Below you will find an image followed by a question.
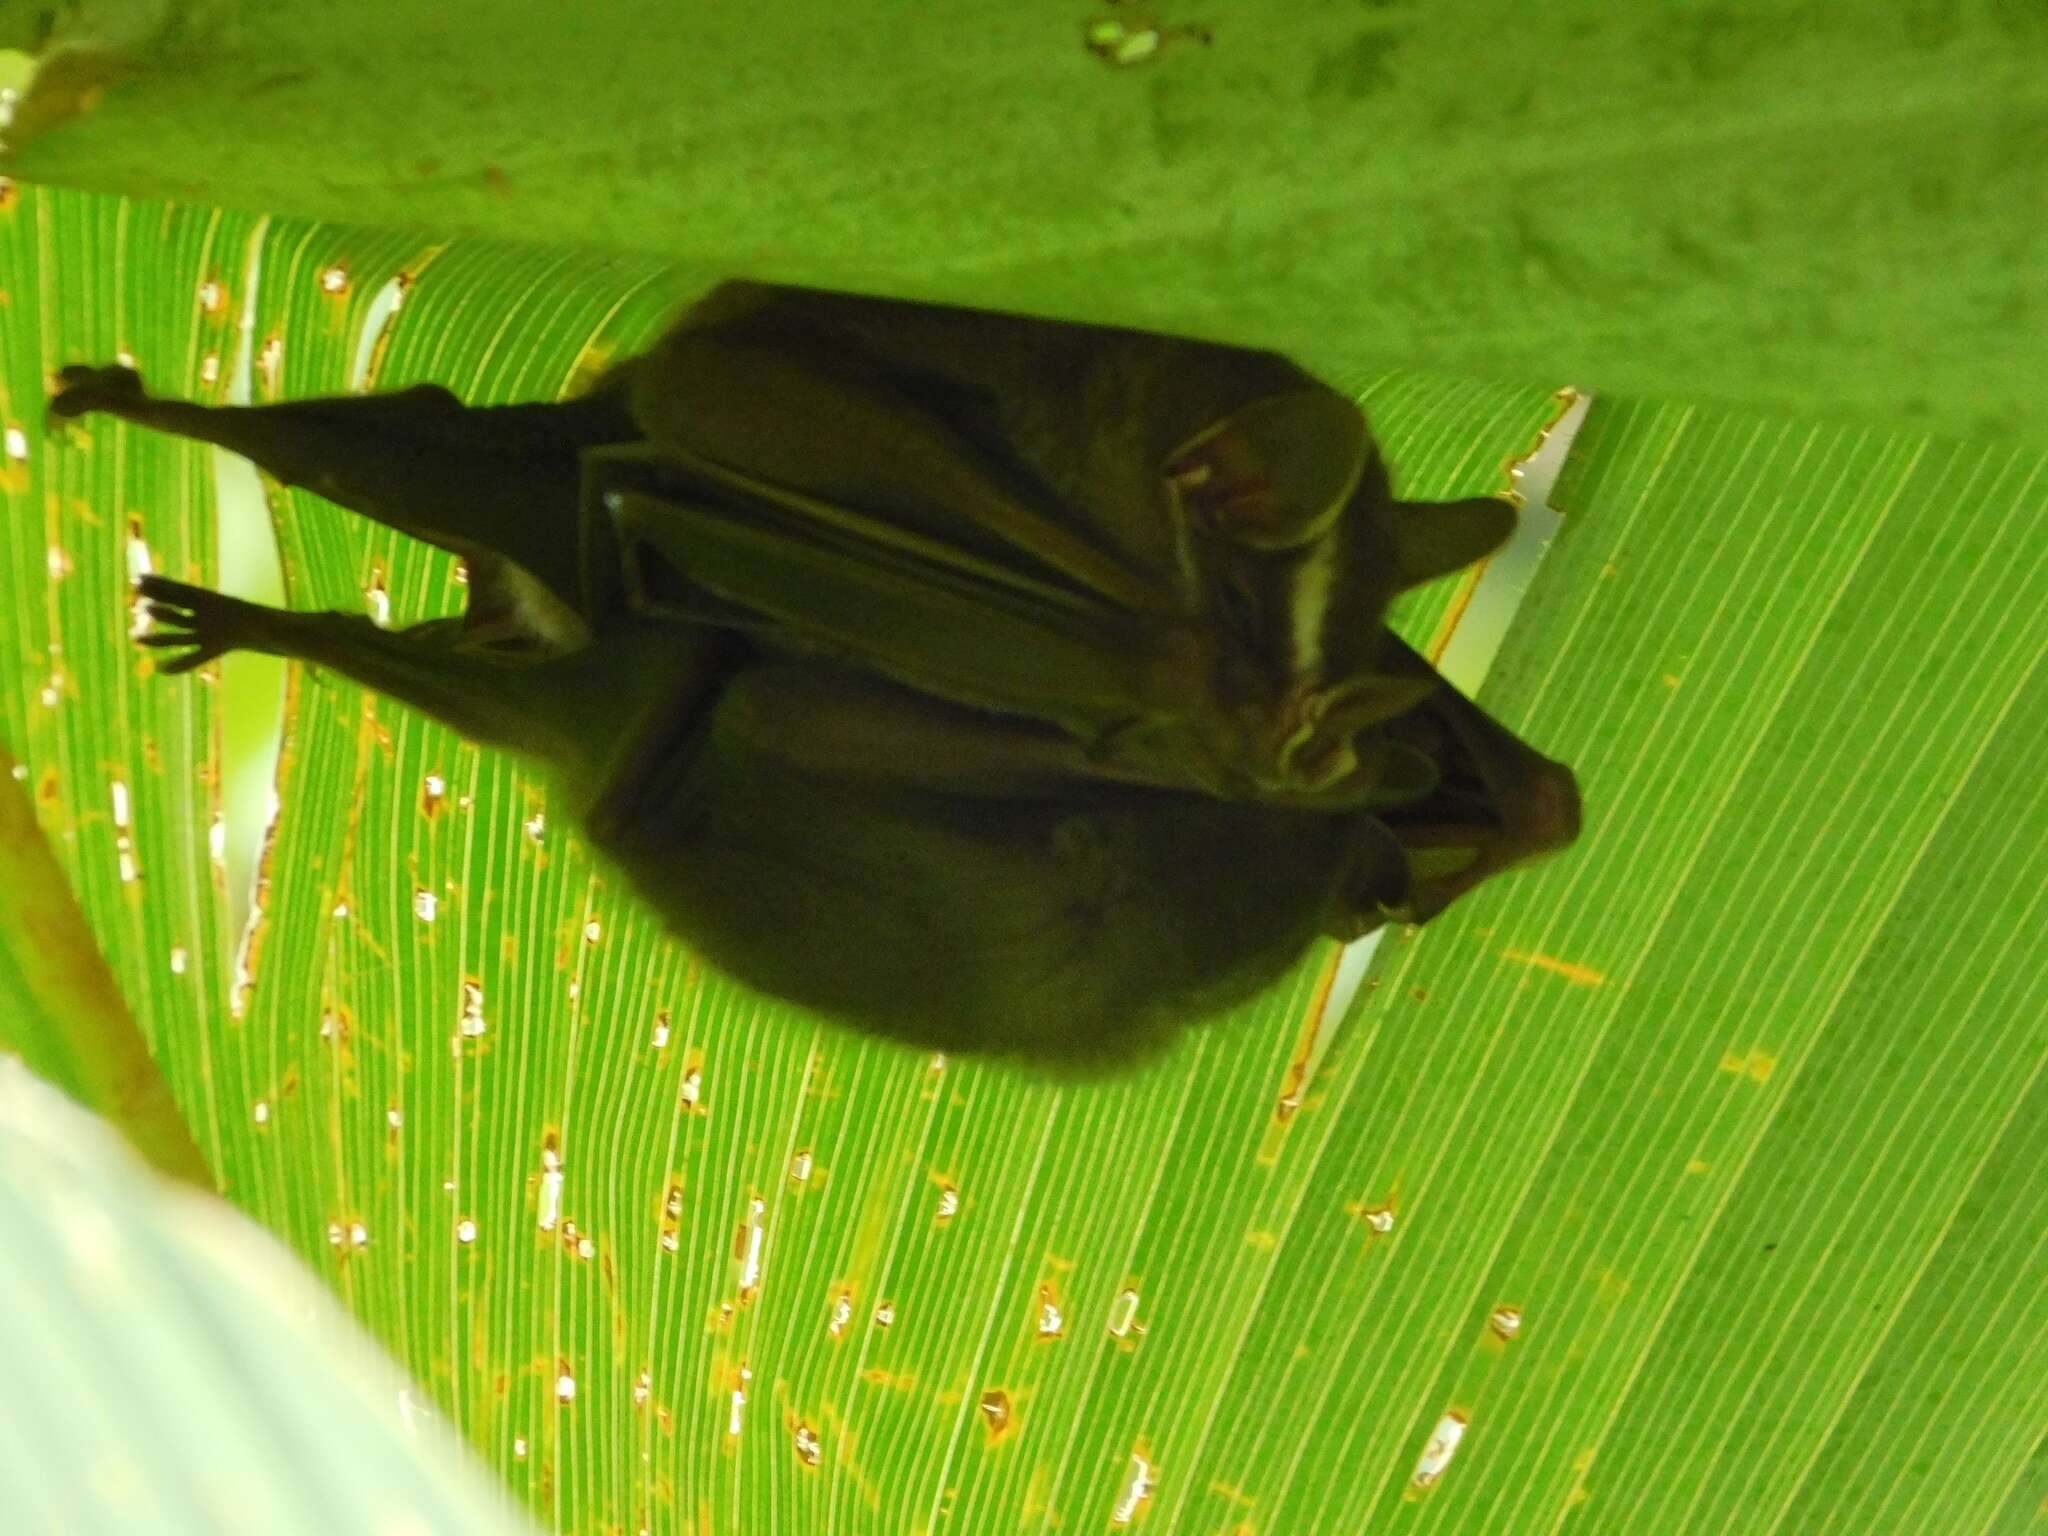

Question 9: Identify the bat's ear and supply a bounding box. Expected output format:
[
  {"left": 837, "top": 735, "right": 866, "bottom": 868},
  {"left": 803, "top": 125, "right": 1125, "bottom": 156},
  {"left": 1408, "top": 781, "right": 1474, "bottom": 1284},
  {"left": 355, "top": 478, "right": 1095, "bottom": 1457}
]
[
  {"left": 1164, "top": 390, "right": 1369, "bottom": 551},
  {"left": 1387, "top": 496, "right": 1517, "bottom": 591}
]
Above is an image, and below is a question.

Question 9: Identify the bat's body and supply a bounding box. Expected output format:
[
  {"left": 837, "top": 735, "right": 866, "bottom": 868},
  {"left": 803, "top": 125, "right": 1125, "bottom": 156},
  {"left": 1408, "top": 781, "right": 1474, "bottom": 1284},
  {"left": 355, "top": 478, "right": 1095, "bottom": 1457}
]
[{"left": 51, "top": 281, "right": 1579, "bottom": 1068}]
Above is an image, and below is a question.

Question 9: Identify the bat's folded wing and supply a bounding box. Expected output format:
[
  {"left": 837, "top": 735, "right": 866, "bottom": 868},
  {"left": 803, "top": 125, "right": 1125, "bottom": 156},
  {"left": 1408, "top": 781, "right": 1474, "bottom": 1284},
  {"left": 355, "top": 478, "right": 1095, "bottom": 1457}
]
[{"left": 584, "top": 443, "right": 1216, "bottom": 754}]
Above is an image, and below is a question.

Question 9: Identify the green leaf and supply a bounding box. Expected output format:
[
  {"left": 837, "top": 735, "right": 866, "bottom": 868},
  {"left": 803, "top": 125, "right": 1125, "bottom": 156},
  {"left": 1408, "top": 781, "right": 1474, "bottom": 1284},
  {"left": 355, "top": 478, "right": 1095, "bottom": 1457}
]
[
  {"left": 0, "top": 183, "right": 261, "bottom": 1173},
  {"left": 1367, "top": 398, "right": 2046, "bottom": 1534},
  {"left": 4, "top": 176, "right": 2041, "bottom": 1536}
]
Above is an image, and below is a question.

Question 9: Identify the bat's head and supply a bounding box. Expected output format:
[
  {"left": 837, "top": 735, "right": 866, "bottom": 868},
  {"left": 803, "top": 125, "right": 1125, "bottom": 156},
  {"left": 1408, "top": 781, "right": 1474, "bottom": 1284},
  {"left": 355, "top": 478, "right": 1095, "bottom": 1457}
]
[{"left": 1163, "top": 388, "right": 1522, "bottom": 808}]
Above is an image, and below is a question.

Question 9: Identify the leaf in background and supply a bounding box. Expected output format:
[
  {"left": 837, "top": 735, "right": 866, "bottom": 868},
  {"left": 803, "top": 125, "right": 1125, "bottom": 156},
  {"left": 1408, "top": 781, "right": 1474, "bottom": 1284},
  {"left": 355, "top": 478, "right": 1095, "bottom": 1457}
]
[{"left": 0, "top": 1054, "right": 540, "bottom": 1535}]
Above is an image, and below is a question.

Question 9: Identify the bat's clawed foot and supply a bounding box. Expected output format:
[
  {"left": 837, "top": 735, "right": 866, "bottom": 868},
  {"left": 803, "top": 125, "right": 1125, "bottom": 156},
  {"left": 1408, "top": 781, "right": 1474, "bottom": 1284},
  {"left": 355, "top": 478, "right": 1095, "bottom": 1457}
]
[
  {"left": 134, "top": 575, "right": 272, "bottom": 674},
  {"left": 47, "top": 363, "right": 148, "bottom": 425}
]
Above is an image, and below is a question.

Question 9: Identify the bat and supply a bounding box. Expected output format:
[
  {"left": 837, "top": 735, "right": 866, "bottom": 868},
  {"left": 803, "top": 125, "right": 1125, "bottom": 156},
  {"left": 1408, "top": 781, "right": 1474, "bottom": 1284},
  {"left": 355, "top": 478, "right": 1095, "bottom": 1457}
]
[{"left": 48, "top": 280, "right": 1580, "bottom": 1069}]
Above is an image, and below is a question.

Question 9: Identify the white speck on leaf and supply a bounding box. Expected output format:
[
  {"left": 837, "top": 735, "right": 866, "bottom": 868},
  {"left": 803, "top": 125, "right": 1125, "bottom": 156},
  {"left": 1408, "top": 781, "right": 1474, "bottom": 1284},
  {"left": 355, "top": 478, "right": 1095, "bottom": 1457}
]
[
  {"left": 459, "top": 978, "right": 486, "bottom": 1037},
  {"left": 1108, "top": 1287, "right": 1144, "bottom": 1339},
  {"left": 1412, "top": 1411, "right": 1468, "bottom": 1488},
  {"left": 1112, "top": 1451, "right": 1156, "bottom": 1526}
]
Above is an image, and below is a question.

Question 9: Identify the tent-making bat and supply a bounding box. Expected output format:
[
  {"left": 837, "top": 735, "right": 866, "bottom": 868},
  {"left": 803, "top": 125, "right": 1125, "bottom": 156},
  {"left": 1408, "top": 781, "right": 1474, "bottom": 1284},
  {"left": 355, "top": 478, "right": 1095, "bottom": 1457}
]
[{"left": 48, "top": 280, "right": 1580, "bottom": 1069}]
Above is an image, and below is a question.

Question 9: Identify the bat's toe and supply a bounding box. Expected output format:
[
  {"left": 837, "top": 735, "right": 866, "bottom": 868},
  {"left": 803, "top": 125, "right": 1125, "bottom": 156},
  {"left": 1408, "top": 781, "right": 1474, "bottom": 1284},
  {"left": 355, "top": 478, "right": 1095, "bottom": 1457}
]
[{"left": 47, "top": 364, "right": 146, "bottom": 422}]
